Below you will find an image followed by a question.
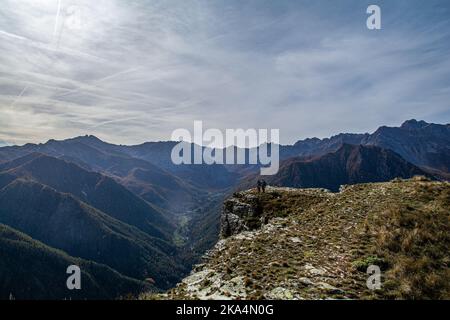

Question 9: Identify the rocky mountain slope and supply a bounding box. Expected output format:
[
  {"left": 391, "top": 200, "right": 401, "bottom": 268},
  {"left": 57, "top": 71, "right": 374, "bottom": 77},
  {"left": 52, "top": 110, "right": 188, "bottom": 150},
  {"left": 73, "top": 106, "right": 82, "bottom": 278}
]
[
  {"left": 155, "top": 177, "right": 449, "bottom": 300},
  {"left": 364, "top": 120, "right": 450, "bottom": 173},
  {"left": 0, "top": 153, "right": 173, "bottom": 239},
  {"left": 282, "top": 120, "right": 450, "bottom": 175},
  {"left": 242, "top": 144, "right": 431, "bottom": 192}
]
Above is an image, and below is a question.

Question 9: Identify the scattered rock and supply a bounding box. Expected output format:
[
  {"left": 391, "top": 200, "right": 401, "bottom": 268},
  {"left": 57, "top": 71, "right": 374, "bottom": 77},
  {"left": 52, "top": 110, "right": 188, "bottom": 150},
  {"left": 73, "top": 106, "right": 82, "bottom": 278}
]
[
  {"left": 182, "top": 269, "right": 213, "bottom": 288},
  {"left": 317, "top": 282, "right": 345, "bottom": 295},
  {"left": 304, "top": 264, "right": 327, "bottom": 276},
  {"left": 265, "top": 287, "right": 295, "bottom": 300},
  {"left": 290, "top": 237, "right": 302, "bottom": 243},
  {"left": 298, "top": 277, "right": 315, "bottom": 286}
]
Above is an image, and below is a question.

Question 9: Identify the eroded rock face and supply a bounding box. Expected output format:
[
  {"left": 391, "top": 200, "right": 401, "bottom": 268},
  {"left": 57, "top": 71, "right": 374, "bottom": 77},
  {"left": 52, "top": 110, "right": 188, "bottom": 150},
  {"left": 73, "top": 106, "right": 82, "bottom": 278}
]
[{"left": 220, "top": 193, "right": 263, "bottom": 238}]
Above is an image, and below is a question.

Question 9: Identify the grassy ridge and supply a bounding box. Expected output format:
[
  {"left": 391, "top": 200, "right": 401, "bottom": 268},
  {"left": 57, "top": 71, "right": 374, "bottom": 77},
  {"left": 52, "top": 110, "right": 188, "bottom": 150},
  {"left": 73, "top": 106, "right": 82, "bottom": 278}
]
[{"left": 160, "top": 177, "right": 449, "bottom": 300}]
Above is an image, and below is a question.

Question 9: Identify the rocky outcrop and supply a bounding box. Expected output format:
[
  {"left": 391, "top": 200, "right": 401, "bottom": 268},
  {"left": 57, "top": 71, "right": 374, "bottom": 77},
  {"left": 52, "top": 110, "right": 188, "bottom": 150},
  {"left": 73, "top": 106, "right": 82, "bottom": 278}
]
[
  {"left": 220, "top": 186, "right": 331, "bottom": 238},
  {"left": 220, "top": 192, "right": 265, "bottom": 238}
]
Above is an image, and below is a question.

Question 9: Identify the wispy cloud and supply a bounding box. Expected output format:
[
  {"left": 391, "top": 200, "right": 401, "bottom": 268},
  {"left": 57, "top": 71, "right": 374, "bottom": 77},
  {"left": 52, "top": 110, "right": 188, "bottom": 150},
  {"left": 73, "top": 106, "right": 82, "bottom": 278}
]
[{"left": 1, "top": 0, "right": 449, "bottom": 145}]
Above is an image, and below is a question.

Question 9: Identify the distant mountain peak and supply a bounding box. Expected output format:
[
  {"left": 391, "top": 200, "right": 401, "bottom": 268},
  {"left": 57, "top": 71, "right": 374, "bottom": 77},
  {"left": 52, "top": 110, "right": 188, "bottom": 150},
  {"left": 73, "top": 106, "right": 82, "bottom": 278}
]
[
  {"left": 72, "top": 135, "right": 104, "bottom": 143},
  {"left": 400, "top": 119, "right": 429, "bottom": 130},
  {"left": 44, "top": 135, "right": 104, "bottom": 147}
]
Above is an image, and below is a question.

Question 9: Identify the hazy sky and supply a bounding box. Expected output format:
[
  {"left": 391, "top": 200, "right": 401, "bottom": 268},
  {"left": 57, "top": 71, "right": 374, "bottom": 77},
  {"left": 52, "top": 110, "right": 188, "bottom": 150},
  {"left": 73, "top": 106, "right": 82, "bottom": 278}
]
[{"left": 0, "top": 0, "right": 449, "bottom": 146}]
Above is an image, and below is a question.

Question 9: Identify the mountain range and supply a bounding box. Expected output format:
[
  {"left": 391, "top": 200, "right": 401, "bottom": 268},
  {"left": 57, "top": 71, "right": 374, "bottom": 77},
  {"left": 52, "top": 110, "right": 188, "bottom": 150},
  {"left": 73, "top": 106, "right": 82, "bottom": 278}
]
[
  {"left": 0, "top": 119, "right": 449, "bottom": 299},
  {"left": 241, "top": 144, "right": 431, "bottom": 192}
]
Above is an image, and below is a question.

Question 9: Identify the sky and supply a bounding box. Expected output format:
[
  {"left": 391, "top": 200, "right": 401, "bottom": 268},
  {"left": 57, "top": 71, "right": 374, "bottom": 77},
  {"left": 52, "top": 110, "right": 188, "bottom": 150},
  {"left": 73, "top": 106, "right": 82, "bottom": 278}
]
[{"left": 0, "top": 0, "right": 449, "bottom": 146}]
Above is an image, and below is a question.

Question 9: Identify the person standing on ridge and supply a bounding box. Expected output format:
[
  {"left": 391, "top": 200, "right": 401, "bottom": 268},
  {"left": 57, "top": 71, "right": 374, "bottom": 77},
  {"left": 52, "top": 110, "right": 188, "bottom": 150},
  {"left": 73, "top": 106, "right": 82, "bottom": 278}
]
[
  {"left": 257, "top": 180, "right": 262, "bottom": 193},
  {"left": 261, "top": 180, "right": 267, "bottom": 193}
]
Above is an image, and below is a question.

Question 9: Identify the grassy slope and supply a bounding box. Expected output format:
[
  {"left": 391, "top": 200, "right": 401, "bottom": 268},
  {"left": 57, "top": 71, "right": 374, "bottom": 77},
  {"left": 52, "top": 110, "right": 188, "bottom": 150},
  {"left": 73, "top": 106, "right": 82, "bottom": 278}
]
[{"left": 160, "top": 177, "right": 449, "bottom": 300}]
